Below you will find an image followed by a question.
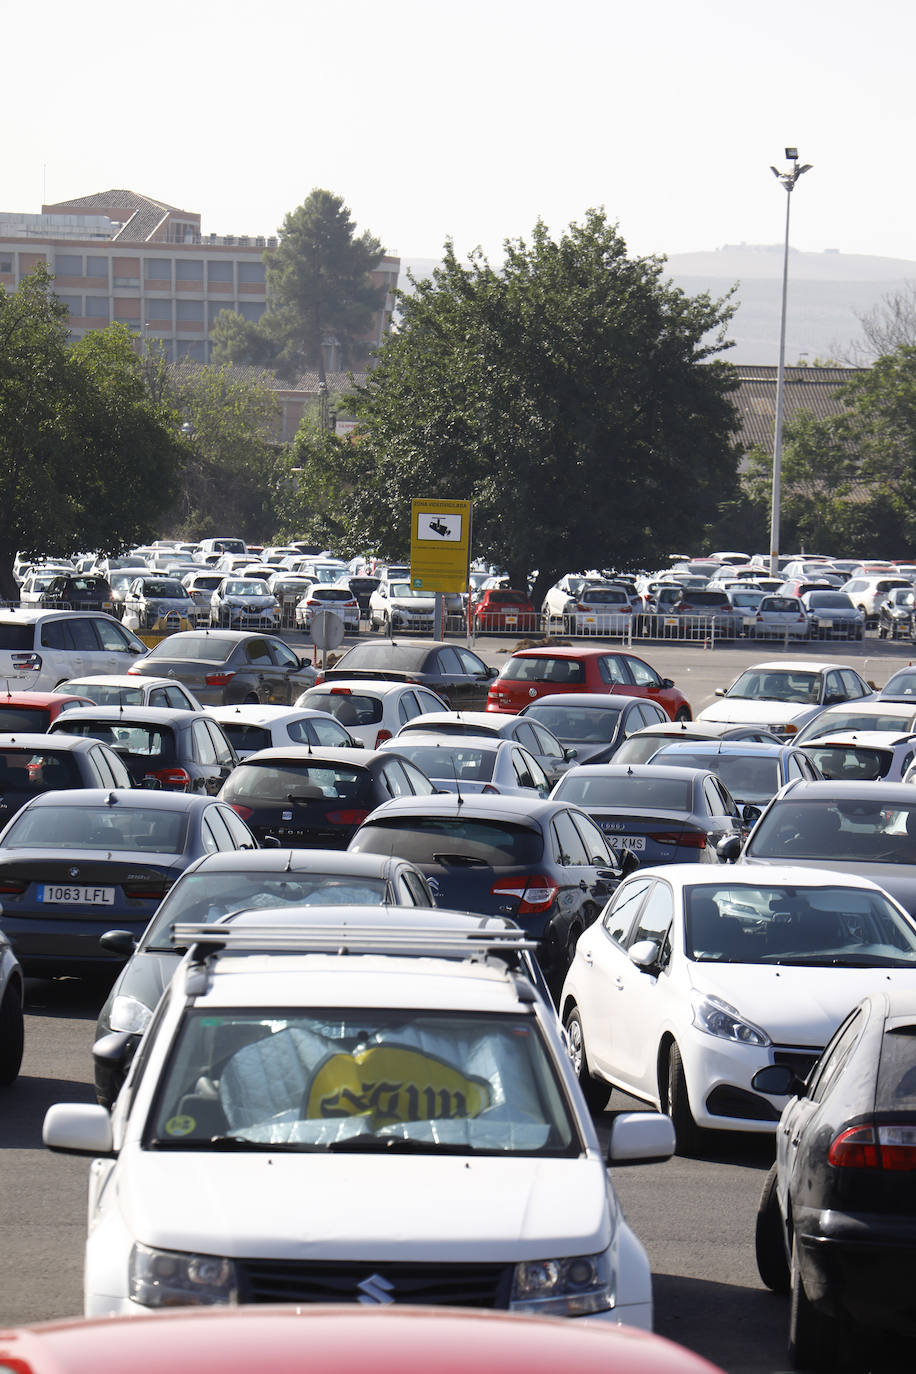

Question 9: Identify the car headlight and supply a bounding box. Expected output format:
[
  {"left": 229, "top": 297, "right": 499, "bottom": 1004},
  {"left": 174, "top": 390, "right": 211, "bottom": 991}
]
[
  {"left": 108, "top": 995, "right": 154, "bottom": 1035},
  {"left": 692, "top": 994, "right": 770, "bottom": 1047},
  {"left": 510, "top": 1251, "right": 613, "bottom": 1316},
  {"left": 129, "top": 1243, "right": 238, "bottom": 1307}
]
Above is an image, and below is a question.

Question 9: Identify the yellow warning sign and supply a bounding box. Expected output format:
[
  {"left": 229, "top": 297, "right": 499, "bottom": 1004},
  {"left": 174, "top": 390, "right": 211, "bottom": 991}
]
[{"left": 410, "top": 498, "right": 471, "bottom": 593}]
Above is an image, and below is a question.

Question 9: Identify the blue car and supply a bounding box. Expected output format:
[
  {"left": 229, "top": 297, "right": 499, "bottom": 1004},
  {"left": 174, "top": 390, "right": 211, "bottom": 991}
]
[{"left": 0, "top": 789, "right": 256, "bottom": 977}]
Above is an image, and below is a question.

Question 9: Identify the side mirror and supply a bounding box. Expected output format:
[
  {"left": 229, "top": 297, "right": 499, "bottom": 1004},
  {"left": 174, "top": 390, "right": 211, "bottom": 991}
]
[
  {"left": 99, "top": 929, "right": 137, "bottom": 957},
  {"left": 717, "top": 834, "right": 743, "bottom": 863},
  {"left": 751, "top": 1064, "right": 806, "bottom": 1098},
  {"left": 628, "top": 938, "right": 661, "bottom": 970},
  {"left": 564, "top": 746, "right": 578, "bottom": 761},
  {"left": 607, "top": 1110, "right": 675, "bottom": 1166},
  {"left": 715, "top": 687, "right": 726, "bottom": 698},
  {"left": 742, "top": 804, "right": 762, "bottom": 826},
  {"left": 661, "top": 678, "right": 674, "bottom": 689},
  {"left": 615, "top": 848, "right": 640, "bottom": 877}
]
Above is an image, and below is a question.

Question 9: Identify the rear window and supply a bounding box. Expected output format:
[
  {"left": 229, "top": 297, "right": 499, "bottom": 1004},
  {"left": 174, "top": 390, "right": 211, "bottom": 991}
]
[
  {"left": 806, "top": 593, "right": 855, "bottom": 609},
  {"left": 53, "top": 720, "right": 176, "bottom": 762},
  {"left": 220, "top": 724, "right": 272, "bottom": 754},
  {"left": 350, "top": 816, "right": 543, "bottom": 867},
  {"left": 876, "top": 1027, "right": 916, "bottom": 1109},
  {"left": 222, "top": 761, "right": 369, "bottom": 804},
  {"left": 140, "top": 580, "right": 185, "bottom": 598},
  {"left": 558, "top": 774, "right": 692, "bottom": 810},
  {"left": 524, "top": 704, "right": 622, "bottom": 741},
  {"left": 682, "top": 591, "right": 730, "bottom": 607},
  {"left": 0, "top": 705, "right": 51, "bottom": 731},
  {"left": 0, "top": 748, "right": 80, "bottom": 792},
  {"left": 390, "top": 744, "right": 494, "bottom": 781},
  {"left": 748, "top": 798, "right": 916, "bottom": 861},
  {"left": 4, "top": 804, "right": 188, "bottom": 852},
  {"left": 801, "top": 744, "right": 896, "bottom": 782},
  {"left": 298, "top": 689, "right": 383, "bottom": 727},
  {"left": 335, "top": 645, "right": 426, "bottom": 671},
  {"left": 579, "top": 588, "right": 628, "bottom": 605},
  {"left": 147, "top": 636, "right": 236, "bottom": 662},
  {"left": 487, "top": 590, "right": 529, "bottom": 604},
  {"left": 314, "top": 588, "right": 356, "bottom": 602},
  {"left": 501, "top": 656, "right": 586, "bottom": 685},
  {"left": 800, "top": 711, "right": 915, "bottom": 740},
  {"left": 62, "top": 685, "right": 145, "bottom": 707},
  {"left": 0, "top": 625, "right": 35, "bottom": 651}
]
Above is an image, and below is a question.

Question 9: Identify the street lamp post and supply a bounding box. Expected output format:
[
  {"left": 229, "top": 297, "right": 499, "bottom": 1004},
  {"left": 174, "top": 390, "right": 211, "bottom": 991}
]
[{"left": 768, "top": 147, "right": 812, "bottom": 577}]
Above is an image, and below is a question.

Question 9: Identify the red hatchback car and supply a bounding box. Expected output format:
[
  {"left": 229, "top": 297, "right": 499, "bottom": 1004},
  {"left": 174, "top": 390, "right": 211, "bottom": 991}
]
[
  {"left": 486, "top": 647, "right": 692, "bottom": 720},
  {"left": 472, "top": 587, "right": 538, "bottom": 633}
]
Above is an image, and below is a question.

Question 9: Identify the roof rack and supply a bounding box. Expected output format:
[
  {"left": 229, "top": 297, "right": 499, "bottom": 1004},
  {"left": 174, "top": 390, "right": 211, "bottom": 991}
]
[{"left": 173, "top": 922, "right": 538, "bottom": 959}]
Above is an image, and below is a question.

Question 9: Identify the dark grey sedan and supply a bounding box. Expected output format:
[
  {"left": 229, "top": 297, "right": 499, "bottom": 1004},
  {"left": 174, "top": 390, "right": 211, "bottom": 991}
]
[
  {"left": 92, "top": 847, "right": 437, "bottom": 1105},
  {"left": 126, "top": 629, "right": 318, "bottom": 706},
  {"left": 0, "top": 789, "right": 256, "bottom": 977},
  {"left": 317, "top": 640, "right": 496, "bottom": 711},
  {"left": 0, "top": 733, "right": 132, "bottom": 829}
]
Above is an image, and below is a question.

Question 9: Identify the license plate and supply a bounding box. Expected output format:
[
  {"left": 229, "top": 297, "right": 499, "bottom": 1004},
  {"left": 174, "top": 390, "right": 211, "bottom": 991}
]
[
  {"left": 584, "top": 615, "right": 597, "bottom": 624},
  {"left": 39, "top": 885, "right": 115, "bottom": 905},
  {"left": 599, "top": 829, "right": 645, "bottom": 850},
  {"left": 664, "top": 616, "right": 678, "bottom": 626}
]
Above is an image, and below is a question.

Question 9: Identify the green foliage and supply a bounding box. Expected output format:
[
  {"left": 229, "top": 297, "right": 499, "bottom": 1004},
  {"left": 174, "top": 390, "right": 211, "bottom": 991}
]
[
  {"left": 321, "top": 211, "right": 740, "bottom": 600},
  {"left": 0, "top": 269, "right": 182, "bottom": 597},
  {"left": 209, "top": 310, "right": 278, "bottom": 370}
]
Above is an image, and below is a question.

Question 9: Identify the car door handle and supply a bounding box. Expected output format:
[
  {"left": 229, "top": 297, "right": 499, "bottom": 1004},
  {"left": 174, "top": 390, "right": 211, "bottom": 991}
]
[
  {"left": 582, "top": 949, "right": 593, "bottom": 966},
  {"left": 615, "top": 976, "right": 625, "bottom": 990}
]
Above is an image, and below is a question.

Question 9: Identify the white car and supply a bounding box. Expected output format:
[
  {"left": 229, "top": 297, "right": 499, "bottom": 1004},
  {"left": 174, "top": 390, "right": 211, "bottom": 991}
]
[
  {"left": 210, "top": 579, "right": 280, "bottom": 629},
  {"left": 542, "top": 581, "right": 635, "bottom": 635},
  {"left": 696, "top": 659, "right": 874, "bottom": 738},
  {"left": 294, "top": 582, "right": 361, "bottom": 634},
  {"left": 205, "top": 704, "right": 362, "bottom": 757},
  {"left": 180, "top": 572, "right": 224, "bottom": 623},
  {"left": 55, "top": 674, "right": 203, "bottom": 712},
  {"left": 294, "top": 680, "right": 449, "bottom": 750},
  {"left": 378, "top": 733, "right": 551, "bottom": 797},
  {"left": 0, "top": 610, "right": 148, "bottom": 693},
  {"left": 43, "top": 913, "right": 673, "bottom": 1323},
  {"left": 748, "top": 596, "right": 809, "bottom": 640},
  {"left": 560, "top": 864, "right": 916, "bottom": 1153},
  {"left": 800, "top": 731, "right": 916, "bottom": 784},
  {"left": 841, "top": 574, "right": 913, "bottom": 624}
]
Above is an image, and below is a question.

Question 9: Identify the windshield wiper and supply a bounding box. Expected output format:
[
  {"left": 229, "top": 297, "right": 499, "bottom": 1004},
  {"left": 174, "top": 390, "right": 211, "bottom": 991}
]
[{"left": 325, "top": 1135, "right": 473, "bottom": 1154}]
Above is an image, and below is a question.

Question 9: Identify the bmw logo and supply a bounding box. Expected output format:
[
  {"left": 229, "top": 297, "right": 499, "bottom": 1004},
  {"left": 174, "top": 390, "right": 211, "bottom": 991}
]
[{"left": 69, "top": 867, "right": 80, "bottom": 879}]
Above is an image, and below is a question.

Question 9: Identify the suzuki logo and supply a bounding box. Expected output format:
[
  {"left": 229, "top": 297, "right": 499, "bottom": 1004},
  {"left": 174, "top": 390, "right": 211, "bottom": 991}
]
[{"left": 356, "top": 1274, "right": 395, "bottom": 1305}]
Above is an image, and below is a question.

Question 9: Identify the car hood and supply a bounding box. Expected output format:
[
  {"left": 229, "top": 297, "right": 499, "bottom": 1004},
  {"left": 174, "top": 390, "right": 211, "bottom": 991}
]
[
  {"left": 697, "top": 700, "right": 819, "bottom": 727},
  {"left": 119, "top": 1152, "right": 610, "bottom": 1260},
  {"left": 691, "top": 960, "right": 916, "bottom": 1045}
]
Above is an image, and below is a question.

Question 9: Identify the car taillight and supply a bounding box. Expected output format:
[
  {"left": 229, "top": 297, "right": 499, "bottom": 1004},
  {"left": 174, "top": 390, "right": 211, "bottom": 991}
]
[
  {"left": 306, "top": 599, "right": 321, "bottom": 606},
  {"left": 490, "top": 874, "right": 559, "bottom": 913},
  {"left": 0, "top": 880, "right": 26, "bottom": 894},
  {"left": 228, "top": 803, "right": 253, "bottom": 820},
  {"left": 205, "top": 672, "right": 236, "bottom": 687},
  {"left": 828, "top": 1123, "right": 916, "bottom": 1170},
  {"left": 651, "top": 830, "right": 706, "bottom": 848},
  {"left": 11, "top": 652, "right": 41, "bottom": 672},
  {"left": 375, "top": 729, "right": 392, "bottom": 747},
  {"left": 123, "top": 879, "right": 171, "bottom": 900},
  {"left": 144, "top": 768, "right": 191, "bottom": 791},
  {"left": 326, "top": 809, "right": 370, "bottom": 826},
  {"left": 481, "top": 784, "right": 500, "bottom": 794}
]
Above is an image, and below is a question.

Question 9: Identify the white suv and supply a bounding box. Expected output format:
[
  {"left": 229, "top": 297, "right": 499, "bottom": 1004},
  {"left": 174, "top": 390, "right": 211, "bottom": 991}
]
[
  {"left": 0, "top": 610, "right": 147, "bottom": 691},
  {"left": 842, "top": 575, "right": 913, "bottom": 624},
  {"left": 44, "top": 910, "right": 673, "bottom": 1324}
]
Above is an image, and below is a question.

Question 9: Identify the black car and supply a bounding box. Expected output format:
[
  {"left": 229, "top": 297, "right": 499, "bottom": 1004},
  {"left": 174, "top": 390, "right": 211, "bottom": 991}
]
[
  {"left": 92, "top": 847, "right": 437, "bottom": 1106},
  {"left": 753, "top": 989, "right": 916, "bottom": 1370},
  {"left": 0, "top": 733, "right": 133, "bottom": 828},
  {"left": 219, "top": 746, "right": 438, "bottom": 847},
  {"left": 125, "top": 629, "right": 318, "bottom": 706},
  {"left": 38, "top": 574, "right": 115, "bottom": 613},
  {"left": 348, "top": 793, "right": 632, "bottom": 988},
  {"left": 519, "top": 693, "right": 669, "bottom": 765},
  {"left": 316, "top": 640, "right": 497, "bottom": 710},
  {"left": 0, "top": 789, "right": 256, "bottom": 976},
  {"left": 724, "top": 779, "right": 916, "bottom": 922},
  {"left": 49, "top": 706, "right": 238, "bottom": 793}
]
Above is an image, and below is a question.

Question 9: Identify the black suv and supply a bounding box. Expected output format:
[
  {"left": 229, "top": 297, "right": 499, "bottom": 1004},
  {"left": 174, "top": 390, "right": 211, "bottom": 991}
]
[{"left": 38, "top": 575, "right": 114, "bottom": 612}]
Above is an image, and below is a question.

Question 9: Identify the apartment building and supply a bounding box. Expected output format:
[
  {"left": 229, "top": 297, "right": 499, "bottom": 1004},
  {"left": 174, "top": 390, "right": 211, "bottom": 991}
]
[{"left": 0, "top": 189, "right": 399, "bottom": 369}]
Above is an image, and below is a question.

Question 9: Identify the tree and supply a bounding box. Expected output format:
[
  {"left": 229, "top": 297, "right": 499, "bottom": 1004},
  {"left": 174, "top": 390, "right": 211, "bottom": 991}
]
[
  {"left": 211, "top": 190, "right": 387, "bottom": 383},
  {"left": 849, "top": 282, "right": 916, "bottom": 363},
  {"left": 0, "top": 269, "right": 183, "bottom": 599},
  {"left": 328, "top": 211, "right": 740, "bottom": 604}
]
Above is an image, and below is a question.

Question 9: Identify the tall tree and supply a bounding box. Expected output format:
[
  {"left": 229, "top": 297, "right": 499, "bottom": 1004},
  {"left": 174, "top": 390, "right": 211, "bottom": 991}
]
[
  {"left": 0, "top": 269, "right": 183, "bottom": 598},
  {"left": 328, "top": 212, "right": 740, "bottom": 603}
]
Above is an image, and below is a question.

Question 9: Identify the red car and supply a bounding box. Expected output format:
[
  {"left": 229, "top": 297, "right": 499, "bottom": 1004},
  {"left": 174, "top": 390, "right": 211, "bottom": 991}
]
[
  {"left": 0, "top": 691, "right": 94, "bottom": 732},
  {"left": 486, "top": 646, "right": 691, "bottom": 720},
  {"left": 0, "top": 1307, "right": 725, "bottom": 1374},
  {"left": 472, "top": 587, "right": 538, "bottom": 633}
]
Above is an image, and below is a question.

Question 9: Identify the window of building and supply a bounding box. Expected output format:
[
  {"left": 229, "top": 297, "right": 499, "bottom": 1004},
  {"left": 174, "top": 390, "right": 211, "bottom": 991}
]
[
  {"left": 176, "top": 299, "right": 204, "bottom": 323},
  {"left": 207, "top": 260, "right": 233, "bottom": 284},
  {"left": 237, "top": 302, "right": 265, "bottom": 323},
  {"left": 176, "top": 259, "right": 203, "bottom": 282},
  {"left": 0, "top": 259, "right": 11, "bottom": 274},
  {"left": 84, "top": 297, "right": 109, "bottom": 319},
  {"left": 55, "top": 295, "right": 83, "bottom": 315},
  {"left": 145, "top": 259, "right": 171, "bottom": 281},
  {"left": 177, "top": 341, "right": 206, "bottom": 362},
  {"left": 54, "top": 254, "right": 83, "bottom": 276},
  {"left": 113, "top": 277, "right": 140, "bottom": 288},
  {"left": 238, "top": 261, "right": 265, "bottom": 285},
  {"left": 85, "top": 258, "right": 108, "bottom": 279},
  {"left": 208, "top": 302, "right": 234, "bottom": 329}
]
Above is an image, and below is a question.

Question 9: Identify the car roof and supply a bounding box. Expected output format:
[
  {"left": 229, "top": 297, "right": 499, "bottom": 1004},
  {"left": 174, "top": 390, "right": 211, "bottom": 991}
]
[
  {"left": 58, "top": 675, "right": 184, "bottom": 690},
  {"left": 239, "top": 746, "right": 381, "bottom": 766},
  {"left": 356, "top": 793, "right": 576, "bottom": 825},
  {"left": 774, "top": 778, "right": 916, "bottom": 801},
  {"left": 49, "top": 706, "right": 201, "bottom": 724},
  {"left": 308, "top": 680, "right": 436, "bottom": 698},
  {"left": 804, "top": 731, "right": 916, "bottom": 748},
  {"left": 12, "top": 788, "right": 219, "bottom": 811},
  {"left": 628, "top": 860, "right": 893, "bottom": 895},
  {"left": 509, "top": 646, "right": 625, "bottom": 661},
  {"left": 736, "top": 659, "right": 850, "bottom": 673},
  {"left": 0, "top": 691, "right": 92, "bottom": 707},
  {"left": 562, "top": 763, "right": 708, "bottom": 781},
  {"left": 205, "top": 705, "right": 330, "bottom": 726},
  {"left": 0, "top": 732, "right": 106, "bottom": 753},
  {"left": 652, "top": 740, "right": 792, "bottom": 757},
  {"left": 176, "top": 849, "right": 419, "bottom": 877},
  {"left": 813, "top": 700, "right": 916, "bottom": 717},
  {"left": 525, "top": 693, "right": 647, "bottom": 709},
  {"left": 382, "top": 733, "right": 506, "bottom": 753}
]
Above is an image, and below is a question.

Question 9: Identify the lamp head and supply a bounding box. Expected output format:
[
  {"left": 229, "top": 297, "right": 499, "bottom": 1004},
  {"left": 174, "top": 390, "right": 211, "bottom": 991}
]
[{"left": 785, "top": 146, "right": 798, "bottom": 160}]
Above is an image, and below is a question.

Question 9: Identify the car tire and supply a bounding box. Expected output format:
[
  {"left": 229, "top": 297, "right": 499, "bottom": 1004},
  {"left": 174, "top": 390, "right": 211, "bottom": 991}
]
[
  {"left": 755, "top": 1163, "right": 790, "bottom": 1293},
  {"left": 0, "top": 978, "right": 24, "bottom": 1085},
  {"left": 788, "top": 1234, "right": 842, "bottom": 1371},
  {"left": 664, "top": 1042, "right": 702, "bottom": 1155},
  {"left": 563, "top": 1006, "right": 610, "bottom": 1113}
]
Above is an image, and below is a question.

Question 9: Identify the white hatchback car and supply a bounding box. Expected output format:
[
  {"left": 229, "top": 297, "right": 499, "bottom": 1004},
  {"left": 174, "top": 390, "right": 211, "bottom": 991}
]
[
  {"left": 44, "top": 913, "right": 673, "bottom": 1324},
  {"left": 294, "top": 583, "right": 361, "bottom": 634},
  {"left": 204, "top": 704, "right": 361, "bottom": 757},
  {"left": 560, "top": 864, "right": 916, "bottom": 1153},
  {"left": 0, "top": 611, "right": 148, "bottom": 692},
  {"left": 295, "top": 680, "right": 449, "bottom": 750},
  {"left": 55, "top": 674, "right": 203, "bottom": 712}
]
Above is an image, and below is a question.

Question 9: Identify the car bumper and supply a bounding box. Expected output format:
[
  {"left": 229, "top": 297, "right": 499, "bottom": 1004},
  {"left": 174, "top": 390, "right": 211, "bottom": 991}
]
[
  {"left": 795, "top": 1209, "right": 916, "bottom": 1334},
  {"left": 679, "top": 1029, "right": 816, "bottom": 1133},
  {"left": 0, "top": 908, "right": 156, "bottom": 974}
]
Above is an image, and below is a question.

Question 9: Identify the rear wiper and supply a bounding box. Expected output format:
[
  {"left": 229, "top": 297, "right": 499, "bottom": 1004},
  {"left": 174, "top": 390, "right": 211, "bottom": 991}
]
[{"left": 432, "top": 852, "right": 488, "bottom": 867}]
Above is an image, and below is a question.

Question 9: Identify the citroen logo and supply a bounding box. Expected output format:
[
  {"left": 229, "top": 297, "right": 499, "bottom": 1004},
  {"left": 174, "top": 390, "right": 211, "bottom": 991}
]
[
  {"left": 68, "top": 867, "right": 80, "bottom": 879},
  {"left": 356, "top": 1274, "right": 395, "bottom": 1305}
]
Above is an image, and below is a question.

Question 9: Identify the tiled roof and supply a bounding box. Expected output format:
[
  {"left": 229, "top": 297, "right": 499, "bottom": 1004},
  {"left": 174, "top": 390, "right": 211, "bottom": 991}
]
[
  {"left": 731, "top": 365, "right": 866, "bottom": 451},
  {"left": 43, "top": 188, "right": 195, "bottom": 218},
  {"left": 112, "top": 206, "right": 171, "bottom": 243}
]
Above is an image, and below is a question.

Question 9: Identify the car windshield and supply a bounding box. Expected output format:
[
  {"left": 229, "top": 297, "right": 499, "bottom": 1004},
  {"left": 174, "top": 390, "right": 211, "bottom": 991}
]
[
  {"left": 389, "top": 584, "right": 430, "bottom": 599},
  {"left": 502, "top": 657, "right": 587, "bottom": 685},
  {"left": 802, "top": 744, "right": 897, "bottom": 782},
  {"left": 685, "top": 882, "right": 916, "bottom": 967},
  {"left": 147, "top": 1009, "right": 578, "bottom": 1155},
  {"left": 2, "top": 804, "right": 187, "bottom": 852},
  {"left": 225, "top": 582, "right": 266, "bottom": 597},
  {"left": 557, "top": 774, "right": 692, "bottom": 809},
  {"left": 350, "top": 816, "right": 543, "bottom": 866},
  {"left": 724, "top": 670, "right": 819, "bottom": 703},
  {"left": 222, "top": 761, "right": 368, "bottom": 803},
  {"left": 748, "top": 798, "right": 916, "bottom": 863},
  {"left": 523, "top": 704, "right": 622, "bottom": 742},
  {"left": 142, "top": 871, "right": 394, "bottom": 948}
]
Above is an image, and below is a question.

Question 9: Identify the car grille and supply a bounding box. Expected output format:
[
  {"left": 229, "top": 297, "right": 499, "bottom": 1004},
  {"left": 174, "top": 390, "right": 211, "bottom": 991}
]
[
  {"left": 773, "top": 1048, "right": 821, "bottom": 1080},
  {"left": 237, "top": 1258, "right": 513, "bottom": 1307}
]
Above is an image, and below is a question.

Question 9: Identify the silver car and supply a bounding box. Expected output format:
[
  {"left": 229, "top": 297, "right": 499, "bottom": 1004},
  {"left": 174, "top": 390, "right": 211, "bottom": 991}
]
[{"left": 210, "top": 578, "right": 280, "bottom": 629}]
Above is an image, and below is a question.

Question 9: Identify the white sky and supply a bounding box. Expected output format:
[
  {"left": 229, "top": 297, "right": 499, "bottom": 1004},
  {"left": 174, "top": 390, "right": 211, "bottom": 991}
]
[{"left": 6, "top": 0, "right": 916, "bottom": 265}]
